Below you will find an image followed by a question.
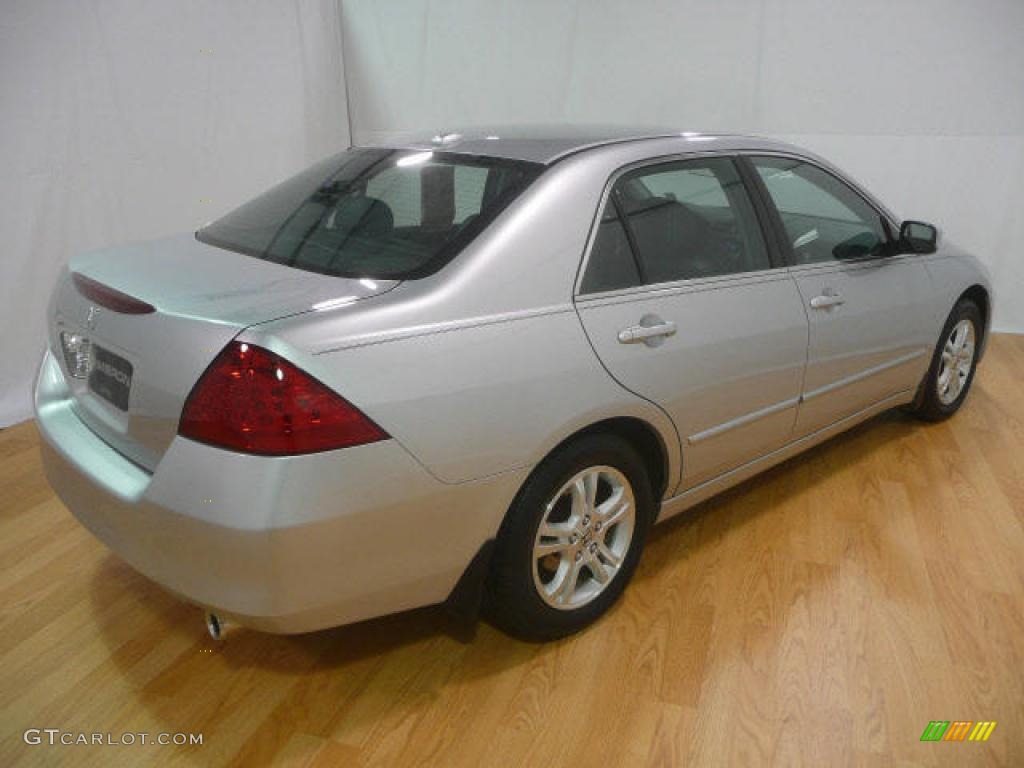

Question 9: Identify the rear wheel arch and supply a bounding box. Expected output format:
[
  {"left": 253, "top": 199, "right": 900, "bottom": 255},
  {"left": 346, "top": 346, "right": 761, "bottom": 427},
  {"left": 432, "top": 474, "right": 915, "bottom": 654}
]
[
  {"left": 484, "top": 427, "right": 658, "bottom": 640},
  {"left": 451, "top": 419, "right": 670, "bottom": 633},
  {"left": 532, "top": 416, "right": 672, "bottom": 506},
  {"left": 586, "top": 417, "right": 671, "bottom": 502}
]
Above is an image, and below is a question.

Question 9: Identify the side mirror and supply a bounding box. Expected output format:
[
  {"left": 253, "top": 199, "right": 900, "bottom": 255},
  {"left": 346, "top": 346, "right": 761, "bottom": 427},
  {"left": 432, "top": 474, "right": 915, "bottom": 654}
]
[{"left": 899, "top": 220, "right": 938, "bottom": 254}]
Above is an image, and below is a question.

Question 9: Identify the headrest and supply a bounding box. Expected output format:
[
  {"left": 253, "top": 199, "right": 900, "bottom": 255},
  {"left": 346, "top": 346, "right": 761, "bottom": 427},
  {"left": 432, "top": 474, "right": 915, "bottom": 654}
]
[{"left": 335, "top": 195, "right": 394, "bottom": 237}]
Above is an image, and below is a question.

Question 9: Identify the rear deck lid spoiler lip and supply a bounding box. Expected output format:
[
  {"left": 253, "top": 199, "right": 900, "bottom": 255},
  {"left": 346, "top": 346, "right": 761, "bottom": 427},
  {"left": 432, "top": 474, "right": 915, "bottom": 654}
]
[{"left": 71, "top": 272, "right": 156, "bottom": 315}]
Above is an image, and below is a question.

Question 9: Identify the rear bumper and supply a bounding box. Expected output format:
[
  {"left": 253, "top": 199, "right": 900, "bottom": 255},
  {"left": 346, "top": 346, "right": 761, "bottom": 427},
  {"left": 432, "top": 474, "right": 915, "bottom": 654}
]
[{"left": 34, "top": 350, "right": 525, "bottom": 633}]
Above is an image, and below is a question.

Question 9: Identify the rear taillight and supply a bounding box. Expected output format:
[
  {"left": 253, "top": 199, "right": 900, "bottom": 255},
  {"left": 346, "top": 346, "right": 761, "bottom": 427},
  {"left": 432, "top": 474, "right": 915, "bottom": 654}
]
[{"left": 179, "top": 341, "right": 388, "bottom": 455}]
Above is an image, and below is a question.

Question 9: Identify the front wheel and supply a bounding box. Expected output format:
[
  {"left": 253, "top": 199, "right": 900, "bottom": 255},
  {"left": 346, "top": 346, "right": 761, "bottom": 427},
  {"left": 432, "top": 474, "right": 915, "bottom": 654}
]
[
  {"left": 484, "top": 434, "right": 654, "bottom": 641},
  {"left": 911, "top": 299, "right": 982, "bottom": 421}
]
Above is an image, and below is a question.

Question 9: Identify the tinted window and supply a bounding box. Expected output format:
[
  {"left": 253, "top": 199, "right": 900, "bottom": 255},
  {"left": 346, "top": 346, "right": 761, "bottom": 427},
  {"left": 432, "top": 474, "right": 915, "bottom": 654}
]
[
  {"left": 197, "top": 148, "right": 542, "bottom": 279},
  {"left": 581, "top": 158, "right": 770, "bottom": 293},
  {"left": 579, "top": 205, "right": 642, "bottom": 293},
  {"left": 751, "top": 157, "right": 890, "bottom": 264},
  {"left": 453, "top": 165, "right": 489, "bottom": 223}
]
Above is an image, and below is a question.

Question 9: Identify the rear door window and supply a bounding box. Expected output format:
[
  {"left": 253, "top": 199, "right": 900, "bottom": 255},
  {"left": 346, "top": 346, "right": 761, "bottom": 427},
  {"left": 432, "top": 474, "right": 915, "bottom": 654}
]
[
  {"left": 579, "top": 205, "right": 642, "bottom": 294},
  {"left": 580, "top": 156, "right": 771, "bottom": 293}
]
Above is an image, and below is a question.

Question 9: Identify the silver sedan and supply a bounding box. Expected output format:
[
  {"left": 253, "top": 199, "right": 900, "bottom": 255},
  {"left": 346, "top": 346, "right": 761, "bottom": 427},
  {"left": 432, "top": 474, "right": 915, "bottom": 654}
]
[{"left": 35, "top": 127, "right": 992, "bottom": 641}]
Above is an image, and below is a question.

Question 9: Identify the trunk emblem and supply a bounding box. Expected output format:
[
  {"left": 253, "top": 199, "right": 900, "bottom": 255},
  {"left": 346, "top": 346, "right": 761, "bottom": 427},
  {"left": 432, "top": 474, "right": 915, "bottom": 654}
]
[{"left": 85, "top": 306, "right": 100, "bottom": 331}]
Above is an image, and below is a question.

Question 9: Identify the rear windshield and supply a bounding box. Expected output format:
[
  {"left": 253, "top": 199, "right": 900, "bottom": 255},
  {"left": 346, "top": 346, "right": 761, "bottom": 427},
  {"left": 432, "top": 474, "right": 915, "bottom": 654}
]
[{"left": 197, "top": 148, "right": 543, "bottom": 279}]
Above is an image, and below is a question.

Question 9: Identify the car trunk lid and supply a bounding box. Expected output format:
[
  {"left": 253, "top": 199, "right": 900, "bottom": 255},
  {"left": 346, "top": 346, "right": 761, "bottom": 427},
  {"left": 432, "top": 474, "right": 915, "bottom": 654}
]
[{"left": 49, "top": 233, "right": 397, "bottom": 471}]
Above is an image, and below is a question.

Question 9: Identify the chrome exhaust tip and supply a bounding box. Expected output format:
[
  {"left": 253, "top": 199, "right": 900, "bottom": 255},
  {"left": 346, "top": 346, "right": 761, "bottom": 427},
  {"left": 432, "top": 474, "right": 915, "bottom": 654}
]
[{"left": 205, "top": 612, "right": 226, "bottom": 641}]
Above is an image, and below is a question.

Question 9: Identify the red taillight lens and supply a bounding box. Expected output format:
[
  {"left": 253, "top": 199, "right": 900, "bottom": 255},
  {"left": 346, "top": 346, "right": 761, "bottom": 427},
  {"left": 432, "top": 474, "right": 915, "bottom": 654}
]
[{"left": 179, "top": 341, "right": 388, "bottom": 455}]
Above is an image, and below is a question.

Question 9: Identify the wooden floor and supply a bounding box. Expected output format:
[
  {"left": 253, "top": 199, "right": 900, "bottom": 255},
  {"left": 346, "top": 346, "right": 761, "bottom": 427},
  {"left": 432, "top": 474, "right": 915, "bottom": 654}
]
[{"left": 2, "top": 335, "right": 1023, "bottom": 767}]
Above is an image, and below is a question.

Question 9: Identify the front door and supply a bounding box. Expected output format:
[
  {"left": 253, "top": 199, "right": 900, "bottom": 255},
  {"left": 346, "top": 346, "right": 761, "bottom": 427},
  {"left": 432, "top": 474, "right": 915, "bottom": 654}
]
[
  {"left": 575, "top": 156, "right": 809, "bottom": 490},
  {"left": 746, "top": 155, "right": 935, "bottom": 436}
]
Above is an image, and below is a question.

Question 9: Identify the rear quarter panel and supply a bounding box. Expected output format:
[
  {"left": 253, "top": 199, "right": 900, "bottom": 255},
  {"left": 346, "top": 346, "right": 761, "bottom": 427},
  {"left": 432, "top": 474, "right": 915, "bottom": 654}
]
[{"left": 239, "top": 310, "right": 681, "bottom": 489}]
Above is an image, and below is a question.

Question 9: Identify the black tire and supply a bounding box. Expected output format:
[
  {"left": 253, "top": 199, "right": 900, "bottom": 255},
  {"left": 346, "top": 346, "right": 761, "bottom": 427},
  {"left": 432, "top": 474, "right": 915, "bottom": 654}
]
[
  {"left": 911, "top": 299, "right": 982, "bottom": 422},
  {"left": 484, "top": 433, "right": 655, "bottom": 642}
]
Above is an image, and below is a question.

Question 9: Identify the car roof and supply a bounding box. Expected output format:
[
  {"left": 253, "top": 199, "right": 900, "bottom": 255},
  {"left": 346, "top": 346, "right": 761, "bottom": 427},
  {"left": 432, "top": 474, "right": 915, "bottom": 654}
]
[{"left": 358, "top": 124, "right": 804, "bottom": 165}]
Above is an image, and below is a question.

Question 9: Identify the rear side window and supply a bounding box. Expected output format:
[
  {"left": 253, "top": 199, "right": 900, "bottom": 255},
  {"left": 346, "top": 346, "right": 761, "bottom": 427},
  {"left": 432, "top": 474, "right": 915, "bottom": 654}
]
[
  {"left": 750, "top": 156, "right": 890, "bottom": 264},
  {"left": 579, "top": 205, "right": 642, "bottom": 294},
  {"left": 197, "top": 149, "right": 542, "bottom": 279},
  {"left": 581, "top": 156, "right": 770, "bottom": 292}
]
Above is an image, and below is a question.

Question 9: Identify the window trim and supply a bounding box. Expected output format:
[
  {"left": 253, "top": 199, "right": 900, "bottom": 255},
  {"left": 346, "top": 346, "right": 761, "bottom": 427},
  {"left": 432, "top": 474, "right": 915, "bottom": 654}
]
[
  {"left": 609, "top": 192, "right": 648, "bottom": 284},
  {"left": 737, "top": 152, "right": 901, "bottom": 269},
  {"left": 574, "top": 151, "right": 785, "bottom": 299}
]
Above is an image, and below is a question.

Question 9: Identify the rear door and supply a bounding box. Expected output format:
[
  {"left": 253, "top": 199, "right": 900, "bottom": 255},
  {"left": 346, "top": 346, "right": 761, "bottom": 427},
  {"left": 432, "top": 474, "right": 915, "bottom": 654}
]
[
  {"left": 575, "top": 155, "right": 810, "bottom": 490},
  {"left": 744, "top": 155, "right": 935, "bottom": 437}
]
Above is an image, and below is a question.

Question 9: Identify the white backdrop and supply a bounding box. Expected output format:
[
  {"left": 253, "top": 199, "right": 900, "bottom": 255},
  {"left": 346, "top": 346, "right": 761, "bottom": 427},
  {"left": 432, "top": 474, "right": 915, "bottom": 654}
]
[
  {"left": 342, "top": 0, "right": 1024, "bottom": 332},
  {"left": 0, "top": 0, "right": 350, "bottom": 427},
  {"left": 3, "top": 1, "right": 1022, "bottom": 427}
]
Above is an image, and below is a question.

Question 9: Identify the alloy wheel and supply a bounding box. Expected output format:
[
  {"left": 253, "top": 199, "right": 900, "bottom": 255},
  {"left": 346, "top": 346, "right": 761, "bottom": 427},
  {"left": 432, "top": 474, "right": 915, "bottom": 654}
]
[
  {"left": 531, "top": 466, "right": 636, "bottom": 610},
  {"left": 937, "top": 319, "right": 976, "bottom": 405}
]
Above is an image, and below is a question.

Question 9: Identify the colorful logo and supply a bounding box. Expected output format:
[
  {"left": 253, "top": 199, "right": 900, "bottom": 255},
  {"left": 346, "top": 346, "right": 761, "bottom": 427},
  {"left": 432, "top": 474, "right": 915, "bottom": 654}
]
[{"left": 920, "top": 721, "right": 996, "bottom": 742}]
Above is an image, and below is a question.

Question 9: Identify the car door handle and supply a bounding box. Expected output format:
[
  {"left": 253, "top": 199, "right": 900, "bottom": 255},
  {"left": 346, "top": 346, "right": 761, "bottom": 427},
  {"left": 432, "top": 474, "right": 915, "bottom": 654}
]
[
  {"left": 618, "top": 321, "right": 677, "bottom": 344},
  {"left": 809, "top": 293, "right": 845, "bottom": 309}
]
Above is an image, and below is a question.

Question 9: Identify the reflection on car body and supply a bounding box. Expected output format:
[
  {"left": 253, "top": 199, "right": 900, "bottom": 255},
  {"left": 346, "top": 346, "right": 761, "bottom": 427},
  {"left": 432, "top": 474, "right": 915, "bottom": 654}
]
[{"left": 35, "top": 126, "right": 992, "bottom": 641}]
